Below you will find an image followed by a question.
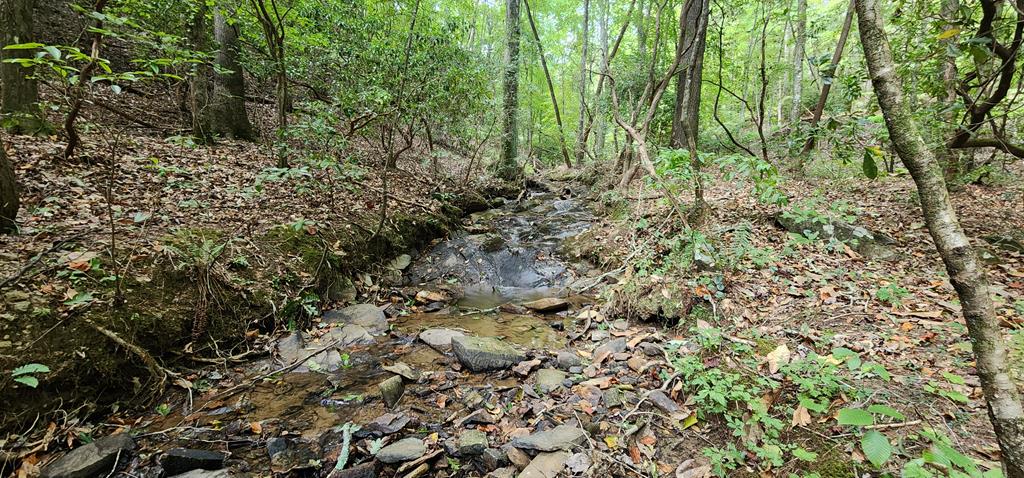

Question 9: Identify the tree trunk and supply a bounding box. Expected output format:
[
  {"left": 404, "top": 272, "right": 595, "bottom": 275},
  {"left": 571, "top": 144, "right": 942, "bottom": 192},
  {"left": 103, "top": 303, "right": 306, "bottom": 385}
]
[
  {"left": 523, "top": 0, "right": 571, "bottom": 168},
  {"left": 189, "top": 0, "right": 213, "bottom": 144},
  {"left": 0, "top": 0, "right": 40, "bottom": 132},
  {"left": 0, "top": 136, "right": 17, "bottom": 233},
  {"left": 593, "top": 0, "right": 609, "bottom": 158},
  {"left": 790, "top": 0, "right": 806, "bottom": 126},
  {"left": 799, "top": 0, "right": 854, "bottom": 159},
  {"left": 670, "top": 0, "right": 710, "bottom": 219},
  {"left": 573, "top": 0, "right": 590, "bottom": 165},
  {"left": 494, "top": 0, "right": 521, "bottom": 181},
  {"left": 855, "top": 0, "right": 1024, "bottom": 474},
  {"left": 212, "top": 7, "right": 256, "bottom": 140}
]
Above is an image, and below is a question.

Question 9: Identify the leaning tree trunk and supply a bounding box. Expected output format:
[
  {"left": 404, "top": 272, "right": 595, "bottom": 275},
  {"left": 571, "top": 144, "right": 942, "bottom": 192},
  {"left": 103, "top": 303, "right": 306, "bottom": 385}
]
[
  {"left": 189, "top": 0, "right": 213, "bottom": 143},
  {"left": 212, "top": 7, "right": 255, "bottom": 140},
  {"left": 0, "top": 136, "right": 18, "bottom": 233},
  {"left": 789, "top": 0, "right": 806, "bottom": 126},
  {"left": 493, "top": 0, "right": 521, "bottom": 181},
  {"left": 670, "top": 0, "right": 710, "bottom": 220},
  {"left": 856, "top": 0, "right": 1024, "bottom": 475},
  {"left": 799, "top": 0, "right": 854, "bottom": 160},
  {"left": 0, "top": 0, "right": 40, "bottom": 132},
  {"left": 573, "top": 0, "right": 590, "bottom": 165},
  {"left": 523, "top": 0, "right": 571, "bottom": 168}
]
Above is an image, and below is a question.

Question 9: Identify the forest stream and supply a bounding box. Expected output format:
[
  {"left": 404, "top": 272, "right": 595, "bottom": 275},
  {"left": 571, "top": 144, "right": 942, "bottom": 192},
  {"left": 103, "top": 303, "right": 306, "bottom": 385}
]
[{"left": 140, "top": 184, "right": 604, "bottom": 476}]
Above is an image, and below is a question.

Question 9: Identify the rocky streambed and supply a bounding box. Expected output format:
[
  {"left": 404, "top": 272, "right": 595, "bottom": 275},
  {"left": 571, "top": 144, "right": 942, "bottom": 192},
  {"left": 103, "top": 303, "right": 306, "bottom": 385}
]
[{"left": 32, "top": 185, "right": 697, "bottom": 478}]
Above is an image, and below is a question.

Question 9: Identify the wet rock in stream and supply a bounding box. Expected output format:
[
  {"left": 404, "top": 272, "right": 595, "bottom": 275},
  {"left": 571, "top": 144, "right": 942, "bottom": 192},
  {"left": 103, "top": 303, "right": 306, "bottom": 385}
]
[
  {"left": 418, "top": 328, "right": 465, "bottom": 351},
  {"left": 160, "top": 449, "right": 225, "bottom": 476},
  {"left": 452, "top": 336, "right": 526, "bottom": 372},
  {"left": 323, "top": 304, "right": 388, "bottom": 333},
  {"left": 40, "top": 434, "right": 135, "bottom": 478},
  {"left": 375, "top": 437, "right": 427, "bottom": 464}
]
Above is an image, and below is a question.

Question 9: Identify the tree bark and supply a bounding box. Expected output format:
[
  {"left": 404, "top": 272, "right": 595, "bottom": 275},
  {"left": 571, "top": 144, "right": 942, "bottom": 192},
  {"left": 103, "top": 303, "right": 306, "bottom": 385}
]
[
  {"left": 593, "top": 0, "right": 609, "bottom": 157},
  {"left": 0, "top": 0, "right": 40, "bottom": 132},
  {"left": 212, "top": 6, "right": 256, "bottom": 140},
  {"left": 523, "top": 0, "right": 571, "bottom": 168},
  {"left": 573, "top": 0, "right": 590, "bottom": 165},
  {"left": 0, "top": 136, "right": 17, "bottom": 233},
  {"left": 189, "top": 0, "right": 213, "bottom": 144},
  {"left": 670, "top": 0, "right": 710, "bottom": 219},
  {"left": 855, "top": 0, "right": 1024, "bottom": 474},
  {"left": 789, "top": 0, "right": 806, "bottom": 126},
  {"left": 494, "top": 0, "right": 521, "bottom": 181},
  {"left": 799, "top": 0, "right": 854, "bottom": 159}
]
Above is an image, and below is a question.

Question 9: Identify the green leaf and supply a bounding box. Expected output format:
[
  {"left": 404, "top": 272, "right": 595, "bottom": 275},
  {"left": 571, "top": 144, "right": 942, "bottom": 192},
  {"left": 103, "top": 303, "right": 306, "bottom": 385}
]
[
  {"left": 2, "top": 42, "right": 45, "bottom": 50},
  {"left": 793, "top": 448, "right": 818, "bottom": 461},
  {"left": 867, "top": 404, "right": 906, "bottom": 421},
  {"left": 12, "top": 363, "right": 50, "bottom": 376},
  {"left": 14, "top": 376, "right": 39, "bottom": 388},
  {"left": 861, "top": 430, "right": 892, "bottom": 467},
  {"left": 862, "top": 150, "right": 879, "bottom": 179},
  {"left": 42, "top": 45, "right": 61, "bottom": 60},
  {"left": 942, "top": 372, "right": 966, "bottom": 385},
  {"left": 837, "top": 408, "right": 874, "bottom": 426}
]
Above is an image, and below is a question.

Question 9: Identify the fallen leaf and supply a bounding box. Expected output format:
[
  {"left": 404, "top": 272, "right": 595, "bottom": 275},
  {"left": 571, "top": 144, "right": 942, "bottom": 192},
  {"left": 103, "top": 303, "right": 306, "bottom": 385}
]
[
  {"left": 765, "top": 344, "right": 791, "bottom": 374},
  {"left": 792, "top": 405, "right": 811, "bottom": 427}
]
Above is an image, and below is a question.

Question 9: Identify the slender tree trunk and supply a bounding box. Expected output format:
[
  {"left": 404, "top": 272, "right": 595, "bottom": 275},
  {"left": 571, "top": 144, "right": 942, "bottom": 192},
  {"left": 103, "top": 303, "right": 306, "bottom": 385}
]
[
  {"left": 790, "top": 0, "right": 806, "bottom": 126},
  {"left": 212, "top": 7, "right": 256, "bottom": 140},
  {"left": 856, "top": 0, "right": 1024, "bottom": 475},
  {"left": 189, "top": 0, "right": 213, "bottom": 144},
  {"left": 573, "top": 0, "right": 590, "bottom": 165},
  {"left": 0, "top": 136, "right": 17, "bottom": 233},
  {"left": 939, "top": 0, "right": 961, "bottom": 181},
  {"left": 0, "top": 0, "right": 40, "bottom": 133},
  {"left": 494, "top": 0, "right": 521, "bottom": 180},
  {"left": 523, "top": 0, "right": 571, "bottom": 167},
  {"left": 799, "top": 0, "right": 854, "bottom": 159},
  {"left": 593, "top": 0, "right": 609, "bottom": 158},
  {"left": 670, "top": 0, "right": 711, "bottom": 219}
]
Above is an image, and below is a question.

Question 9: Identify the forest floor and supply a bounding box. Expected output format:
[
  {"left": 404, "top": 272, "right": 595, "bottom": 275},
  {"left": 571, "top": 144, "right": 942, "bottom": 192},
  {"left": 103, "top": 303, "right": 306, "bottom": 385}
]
[{"left": 3, "top": 102, "right": 1024, "bottom": 478}]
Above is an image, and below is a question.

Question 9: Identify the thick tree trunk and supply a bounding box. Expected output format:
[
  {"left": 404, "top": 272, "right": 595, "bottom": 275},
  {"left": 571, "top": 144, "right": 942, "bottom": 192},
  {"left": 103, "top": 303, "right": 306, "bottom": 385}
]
[
  {"left": 670, "top": 0, "right": 710, "bottom": 219},
  {"left": 799, "top": 0, "right": 854, "bottom": 159},
  {"left": 0, "top": 136, "right": 17, "bottom": 233},
  {"left": 856, "top": 0, "right": 1024, "bottom": 475},
  {"left": 189, "top": 1, "right": 213, "bottom": 143},
  {"left": 0, "top": 0, "right": 40, "bottom": 132},
  {"left": 789, "top": 0, "right": 806, "bottom": 126},
  {"left": 212, "top": 7, "right": 256, "bottom": 140},
  {"left": 523, "top": 0, "right": 571, "bottom": 168},
  {"left": 494, "top": 0, "right": 521, "bottom": 181},
  {"left": 573, "top": 0, "right": 590, "bottom": 165}
]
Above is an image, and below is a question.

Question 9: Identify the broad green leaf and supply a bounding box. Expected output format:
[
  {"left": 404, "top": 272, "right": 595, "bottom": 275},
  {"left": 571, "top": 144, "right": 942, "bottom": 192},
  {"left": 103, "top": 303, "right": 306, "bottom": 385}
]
[
  {"left": 861, "top": 430, "right": 892, "bottom": 467},
  {"left": 12, "top": 363, "right": 50, "bottom": 376},
  {"left": 862, "top": 150, "right": 879, "bottom": 179},
  {"left": 793, "top": 448, "right": 818, "bottom": 461},
  {"left": 837, "top": 408, "right": 874, "bottom": 426},
  {"left": 867, "top": 404, "right": 905, "bottom": 421},
  {"left": 42, "top": 45, "right": 61, "bottom": 60},
  {"left": 942, "top": 372, "right": 966, "bottom": 385},
  {"left": 14, "top": 376, "right": 39, "bottom": 388}
]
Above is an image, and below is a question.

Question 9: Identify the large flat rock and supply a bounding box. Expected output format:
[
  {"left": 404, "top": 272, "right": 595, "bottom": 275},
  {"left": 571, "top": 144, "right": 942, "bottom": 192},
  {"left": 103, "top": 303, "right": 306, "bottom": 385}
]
[
  {"left": 451, "top": 336, "right": 525, "bottom": 372},
  {"left": 323, "top": 304, "right": 387, "bottom": 333},
  {"left": 40, "top": 434, "right": 135, "bottom": 478},
  {"left": 511, "top": 425, "right": 587, "bottom": 452}
]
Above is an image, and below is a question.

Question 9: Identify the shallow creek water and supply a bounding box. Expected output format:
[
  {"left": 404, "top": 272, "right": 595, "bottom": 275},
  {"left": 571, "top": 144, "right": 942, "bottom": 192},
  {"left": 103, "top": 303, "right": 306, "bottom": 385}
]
[{"left": 163, "top": 187, "right": 595, "bottom": 466}]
